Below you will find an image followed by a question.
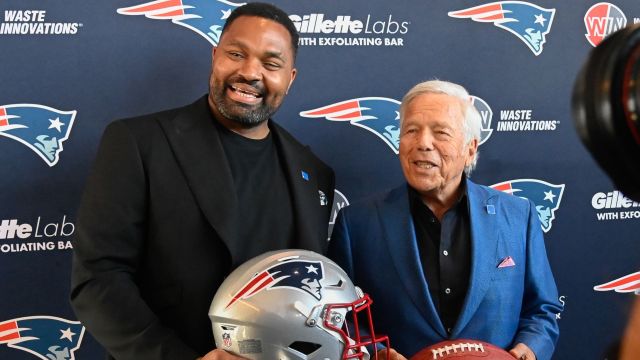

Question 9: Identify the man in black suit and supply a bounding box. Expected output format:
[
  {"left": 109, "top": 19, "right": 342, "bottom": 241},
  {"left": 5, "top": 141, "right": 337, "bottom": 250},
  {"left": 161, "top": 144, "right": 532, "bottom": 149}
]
[{"left": 70, "top": 3, "right": 334, "bottom": 360}]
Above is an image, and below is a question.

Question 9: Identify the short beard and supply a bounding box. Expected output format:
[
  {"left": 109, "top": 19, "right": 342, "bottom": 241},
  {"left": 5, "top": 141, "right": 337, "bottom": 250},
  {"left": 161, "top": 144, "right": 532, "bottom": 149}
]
[{"left": 213, "top": 89, "right": 275, "bottom": 128}]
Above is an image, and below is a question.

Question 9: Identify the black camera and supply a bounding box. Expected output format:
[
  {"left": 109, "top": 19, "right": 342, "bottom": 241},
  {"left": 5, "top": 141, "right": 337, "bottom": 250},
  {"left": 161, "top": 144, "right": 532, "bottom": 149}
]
[{"left": 573, "top": 23, "right": 640, "bottom": 201}]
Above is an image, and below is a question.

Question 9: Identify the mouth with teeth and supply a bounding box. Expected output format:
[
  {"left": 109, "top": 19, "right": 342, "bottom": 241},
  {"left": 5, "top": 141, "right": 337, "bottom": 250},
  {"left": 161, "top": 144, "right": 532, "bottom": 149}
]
[
  {"left": 227, "top": 84, "right": 263, "bottom": 105},
  {"left": 413, "top": 160, "right": 438, "bottom": 170}
]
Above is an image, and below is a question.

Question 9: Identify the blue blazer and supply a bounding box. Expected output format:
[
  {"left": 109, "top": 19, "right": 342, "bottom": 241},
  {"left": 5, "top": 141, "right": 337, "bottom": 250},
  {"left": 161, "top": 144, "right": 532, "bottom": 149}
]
[{"left": 328, "top": 179, "right": 561, "bottom": 360}]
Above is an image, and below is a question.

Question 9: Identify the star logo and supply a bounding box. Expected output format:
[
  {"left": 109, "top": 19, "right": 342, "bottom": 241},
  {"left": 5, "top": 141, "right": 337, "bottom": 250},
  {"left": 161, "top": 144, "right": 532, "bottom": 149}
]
[
  {"left": 543, "top": 190, "right": 556, "bottom": 202},
  {"left": 48, "top": 117, "right": 65, "bottom": 132},
  {"left": 534, "top": 13, "right": 546, "bottom": 26},
  {"left": 306, "top": 264, "right": 319, "bottom": 274},
  {"left": 60, "top": 327, "right": 76, "bottom": 342}
]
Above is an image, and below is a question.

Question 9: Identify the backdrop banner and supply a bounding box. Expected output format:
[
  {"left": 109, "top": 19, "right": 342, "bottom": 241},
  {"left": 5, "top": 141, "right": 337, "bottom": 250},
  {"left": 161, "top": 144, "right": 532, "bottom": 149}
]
[{"left": 1, "top": 1, "right": 638, "bottom": 359}]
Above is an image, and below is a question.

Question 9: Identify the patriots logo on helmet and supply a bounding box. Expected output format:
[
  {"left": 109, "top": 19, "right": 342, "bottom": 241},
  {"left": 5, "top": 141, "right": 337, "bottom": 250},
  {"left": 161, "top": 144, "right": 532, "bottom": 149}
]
[
  {"left": 491, "top": 179, "right": 565, "bottom": 233},
  {"left": 471, "top": 95, "right": 493, "bottom": 145},
  {"left": 584, "top": 2, "right": 627, "bottom": 47},
  {"left": 117, "top": 0, "right": 246, "bottom": 46},
  {"left": 226, "top": 258, "right": 325, "bottom": 309},
  {"left": 594, "top": 272, "right": 640, "bottom": 295},
  {"left": 300, "top": 97, "right": 401, "bottom": 153},
  {"left": 448, "top": 1, "right": 556, "bottom": 56},
  {"left": 0, "top": 316, "right": 85, "bottom": 360},
  {"left": 0, "top": 104, "right": 76, "bottom": 167}
]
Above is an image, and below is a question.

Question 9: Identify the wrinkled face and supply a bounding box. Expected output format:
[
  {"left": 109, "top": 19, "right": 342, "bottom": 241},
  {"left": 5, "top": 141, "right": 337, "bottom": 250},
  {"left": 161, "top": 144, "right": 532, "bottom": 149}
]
[
  {"left": 209, "top": 16, "right": 297, "bottom": 128},
  {"left": 399, "top": 93, "right": 477, "bottom": 200}
]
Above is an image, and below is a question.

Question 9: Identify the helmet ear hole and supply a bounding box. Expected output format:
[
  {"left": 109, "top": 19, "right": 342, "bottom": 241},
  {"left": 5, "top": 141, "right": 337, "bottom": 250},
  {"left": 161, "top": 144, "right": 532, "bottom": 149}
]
[
  {"left": 326, "top": 279, "right": 344, "bottom": 288},
  {"left": 288, "top": 341, "right": 322, "bottom": 355}
]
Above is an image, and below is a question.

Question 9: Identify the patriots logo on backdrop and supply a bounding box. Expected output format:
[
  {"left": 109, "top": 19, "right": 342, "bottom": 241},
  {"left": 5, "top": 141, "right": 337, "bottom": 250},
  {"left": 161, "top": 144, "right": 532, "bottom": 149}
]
[
  {"left": 300, "top": 97, "right": 401, "bottom": 153},
  {"left": 491, "top": 179, "right": 565, "bottom": 233},
  {"left": 448, "top": 1, "right": 556, "bottom": 56},
  {"left": 0, "top": 316, "right": 85, "bottom": 360},
  {"left": 594, "top": 272, "right": 640, "bottom": 294},
  {"left": 225, "top": 258, "right": 325, "bottom": 309},
  {"left": 0, "top": 104, "right": 76, "bottom": 167},
  {"left": 584, "top": 2, "right": 627, "bottom": 47},
  {"left": 471, "top": 95, "right": 493, "bottom": 145},
  {"left": 117, "top": 0, "right": 246, "bottom": 46}
]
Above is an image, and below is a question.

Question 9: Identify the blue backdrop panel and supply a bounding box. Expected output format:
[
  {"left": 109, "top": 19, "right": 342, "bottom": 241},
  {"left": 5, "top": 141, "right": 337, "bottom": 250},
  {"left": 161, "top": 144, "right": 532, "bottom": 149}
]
[{"left": 1, "top": 1, "right": 638, "bottom": 359}]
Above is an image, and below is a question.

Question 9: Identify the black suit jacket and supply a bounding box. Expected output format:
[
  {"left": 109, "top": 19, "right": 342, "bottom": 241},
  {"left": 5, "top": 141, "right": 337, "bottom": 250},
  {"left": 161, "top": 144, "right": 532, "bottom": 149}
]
[{"left": 70, "top": 96, "right": 335, "bottom": 360}]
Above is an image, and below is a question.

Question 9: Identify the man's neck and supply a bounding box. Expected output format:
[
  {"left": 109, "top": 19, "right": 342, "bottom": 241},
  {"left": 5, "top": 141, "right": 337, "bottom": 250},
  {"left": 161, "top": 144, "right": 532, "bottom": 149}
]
[{"left": 420, "top": 177, "right": 465, "bottom": 221}]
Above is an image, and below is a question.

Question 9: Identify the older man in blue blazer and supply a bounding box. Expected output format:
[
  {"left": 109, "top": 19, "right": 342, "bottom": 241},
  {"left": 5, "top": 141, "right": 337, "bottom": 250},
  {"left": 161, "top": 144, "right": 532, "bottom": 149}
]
[{"left": 328, "top": 80, "right": 562, "bottom": 360}]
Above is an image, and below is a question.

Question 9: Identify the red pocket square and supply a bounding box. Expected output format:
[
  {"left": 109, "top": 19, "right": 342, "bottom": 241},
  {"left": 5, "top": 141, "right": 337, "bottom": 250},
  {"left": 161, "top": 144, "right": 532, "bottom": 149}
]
[{"left": 498, "top": 256, "right": 516, "bottom": 268}]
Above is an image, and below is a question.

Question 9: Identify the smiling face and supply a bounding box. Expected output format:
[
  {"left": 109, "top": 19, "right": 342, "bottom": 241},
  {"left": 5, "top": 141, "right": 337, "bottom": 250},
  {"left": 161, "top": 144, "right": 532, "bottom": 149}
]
[
  {"left": 208, "top": 16, "right": 297, "bottom": 134},
  {"left": 399, "top": 93, "right": 478, "bottom": 203}
]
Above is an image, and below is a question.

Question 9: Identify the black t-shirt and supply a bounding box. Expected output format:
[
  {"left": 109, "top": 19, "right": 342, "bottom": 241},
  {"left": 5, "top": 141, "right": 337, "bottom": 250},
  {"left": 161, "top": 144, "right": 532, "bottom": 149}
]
[{"left": 216, "top": 122, "right": 295, "bottom": 265}]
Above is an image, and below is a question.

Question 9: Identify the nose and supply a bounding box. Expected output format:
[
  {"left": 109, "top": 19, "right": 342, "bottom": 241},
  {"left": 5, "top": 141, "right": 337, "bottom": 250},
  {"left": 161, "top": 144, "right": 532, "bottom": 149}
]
[
  {"left": 416, "top": 129, "right": 435, "bottom": 151},
  {"left": 237, "top": 57, "right": 262, "bottom": 82}
]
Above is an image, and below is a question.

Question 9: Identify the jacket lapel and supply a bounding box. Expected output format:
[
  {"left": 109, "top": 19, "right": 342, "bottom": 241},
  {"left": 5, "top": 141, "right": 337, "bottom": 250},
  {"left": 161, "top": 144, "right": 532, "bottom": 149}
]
[
  {"left": 158, "top": 96, "right": 239, "bottom": 256},
  {"left": 451, "top": 179, "right": 500, "bottom": 336},
  {"left": 271, "top": 124, "right": 325, "bottom": 254},
  {"left": 378, "top": 185, "right": 448, "bottom": 338}
]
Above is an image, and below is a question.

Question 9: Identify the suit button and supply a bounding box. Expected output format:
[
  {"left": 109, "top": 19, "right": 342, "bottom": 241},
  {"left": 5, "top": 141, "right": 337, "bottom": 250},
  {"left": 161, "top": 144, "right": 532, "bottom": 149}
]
[
  {"left": 445, "top": 288, "right": 451, "bottom": 294},
  {"left": 443, "top": 250, "right": 449, "bottom": 256}
]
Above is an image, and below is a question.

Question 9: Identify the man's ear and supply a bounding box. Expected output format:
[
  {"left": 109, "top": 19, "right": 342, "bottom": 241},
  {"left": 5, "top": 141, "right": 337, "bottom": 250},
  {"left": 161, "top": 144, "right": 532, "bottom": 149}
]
[
  {"left": 466, "top": 138, "right": 479, "bottom": 166},
  {"left": 286, "top": 68, "right": 297, "bottom": 95}
]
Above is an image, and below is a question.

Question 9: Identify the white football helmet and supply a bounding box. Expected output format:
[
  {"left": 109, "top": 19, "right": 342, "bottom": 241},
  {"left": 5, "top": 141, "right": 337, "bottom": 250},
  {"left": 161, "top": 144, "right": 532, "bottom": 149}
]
[{"left": 209, "top": 249, "right": 389, "bottom": 360}]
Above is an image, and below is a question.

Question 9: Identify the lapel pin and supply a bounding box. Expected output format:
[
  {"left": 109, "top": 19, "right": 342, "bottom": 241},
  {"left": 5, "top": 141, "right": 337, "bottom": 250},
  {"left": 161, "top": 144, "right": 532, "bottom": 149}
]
[
  {"left": 301, "top": 170, "right": 309, "bottom": 181},
  {"left": 319, "top": 190, "right": 328, "bottom": 206},
  {"left": 486, "top": 204, "right": 495, "bottom": 214}
]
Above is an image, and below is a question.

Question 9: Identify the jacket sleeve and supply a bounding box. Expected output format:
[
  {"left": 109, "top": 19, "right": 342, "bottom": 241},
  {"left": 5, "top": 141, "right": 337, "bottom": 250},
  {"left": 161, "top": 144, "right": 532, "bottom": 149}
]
[
  {"left": 70, "top": 121, "right": 199, "bottom": 360},
  {"left": 512, "top": 200, "right": 563, "bottom": 360}
]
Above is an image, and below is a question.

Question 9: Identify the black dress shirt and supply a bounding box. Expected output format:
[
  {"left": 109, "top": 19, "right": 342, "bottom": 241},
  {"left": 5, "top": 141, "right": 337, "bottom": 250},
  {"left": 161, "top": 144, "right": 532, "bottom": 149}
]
[{"left": 409, "top": 184, "right": 471, "bottom": 335}]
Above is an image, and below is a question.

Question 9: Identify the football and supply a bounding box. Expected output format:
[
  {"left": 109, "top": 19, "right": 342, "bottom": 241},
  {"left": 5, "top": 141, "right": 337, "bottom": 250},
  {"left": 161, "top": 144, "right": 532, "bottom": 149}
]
[{"left": 410, "top": 339, "right": 515, "bottom": 360}]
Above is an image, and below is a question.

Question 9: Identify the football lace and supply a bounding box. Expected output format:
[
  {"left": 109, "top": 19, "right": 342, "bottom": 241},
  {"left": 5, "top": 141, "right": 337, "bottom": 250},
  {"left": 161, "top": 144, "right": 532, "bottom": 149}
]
[{"left": 431, "top": 342, "right": 485, "bottom": 359}]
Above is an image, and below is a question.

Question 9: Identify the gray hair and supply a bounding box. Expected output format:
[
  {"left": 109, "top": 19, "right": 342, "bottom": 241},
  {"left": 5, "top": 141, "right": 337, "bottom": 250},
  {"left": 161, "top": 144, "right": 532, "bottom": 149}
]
[{"left": 399, "top": 80, "right": 482, "bottom": 176}]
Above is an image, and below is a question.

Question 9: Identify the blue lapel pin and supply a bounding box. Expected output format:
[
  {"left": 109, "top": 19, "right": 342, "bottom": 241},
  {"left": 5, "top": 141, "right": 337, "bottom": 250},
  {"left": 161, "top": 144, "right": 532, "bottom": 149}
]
[
  {"left": 486, "top": 204, "right": 495, "bottom": 214},
  {"left": 301, "top": 170, "right": 309, "bottom": 181}
]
